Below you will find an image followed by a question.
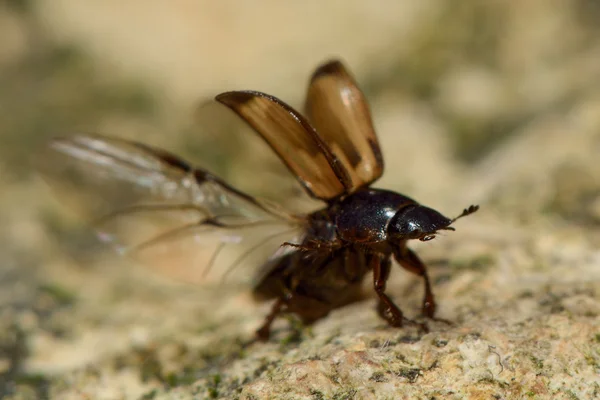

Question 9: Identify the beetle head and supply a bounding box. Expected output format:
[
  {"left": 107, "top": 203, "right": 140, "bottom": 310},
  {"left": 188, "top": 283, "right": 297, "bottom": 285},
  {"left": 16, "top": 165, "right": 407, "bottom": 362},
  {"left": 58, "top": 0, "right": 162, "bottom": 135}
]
[{"left": 388, "top": 204, "right": 479, "bottom": 242}]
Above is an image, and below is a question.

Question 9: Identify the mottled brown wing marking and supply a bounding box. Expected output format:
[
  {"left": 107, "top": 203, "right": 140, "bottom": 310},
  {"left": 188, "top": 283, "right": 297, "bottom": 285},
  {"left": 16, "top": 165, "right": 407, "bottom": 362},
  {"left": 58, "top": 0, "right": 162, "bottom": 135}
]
[
  {"left": 306, "top": 60, "right": 384, "bottom": 190},
  {"left": 216, "top": 91, "right": 352, "bottom": 201}
]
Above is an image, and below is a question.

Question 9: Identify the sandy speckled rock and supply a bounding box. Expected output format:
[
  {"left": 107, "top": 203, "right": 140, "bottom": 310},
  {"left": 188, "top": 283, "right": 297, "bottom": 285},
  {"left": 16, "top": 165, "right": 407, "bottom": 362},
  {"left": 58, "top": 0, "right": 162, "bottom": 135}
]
[{"left": 0, "top": 1, "right": 599, "bottom": 399}]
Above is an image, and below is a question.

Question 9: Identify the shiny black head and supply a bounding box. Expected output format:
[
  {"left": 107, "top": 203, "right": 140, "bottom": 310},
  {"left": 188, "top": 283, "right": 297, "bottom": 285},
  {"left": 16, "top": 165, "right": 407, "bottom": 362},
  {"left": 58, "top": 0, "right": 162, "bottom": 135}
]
[{"left": 387, "top": 204, "right": 478, "bottom": 242}]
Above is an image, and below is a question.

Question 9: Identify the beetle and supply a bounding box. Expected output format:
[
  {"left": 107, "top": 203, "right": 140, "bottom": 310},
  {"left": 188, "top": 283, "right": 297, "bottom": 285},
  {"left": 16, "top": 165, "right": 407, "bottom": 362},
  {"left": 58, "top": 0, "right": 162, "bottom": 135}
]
[{"left": 40, "top": 59, "right": 478, "bottom": 340}]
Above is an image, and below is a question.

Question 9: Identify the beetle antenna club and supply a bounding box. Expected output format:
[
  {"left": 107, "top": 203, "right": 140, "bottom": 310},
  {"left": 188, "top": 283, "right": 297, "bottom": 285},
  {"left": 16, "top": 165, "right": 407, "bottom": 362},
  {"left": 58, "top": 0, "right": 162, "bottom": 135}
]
[{"left": 450, "top": 205, "right": 480, "bottom": 224}]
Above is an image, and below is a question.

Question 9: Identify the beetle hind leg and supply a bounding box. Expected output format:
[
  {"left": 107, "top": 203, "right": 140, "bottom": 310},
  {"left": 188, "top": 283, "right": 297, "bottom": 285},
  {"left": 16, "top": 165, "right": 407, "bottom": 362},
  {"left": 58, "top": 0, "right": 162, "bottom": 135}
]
[{"left": 256, "top": 297, "right": 287, "bottom": 341}]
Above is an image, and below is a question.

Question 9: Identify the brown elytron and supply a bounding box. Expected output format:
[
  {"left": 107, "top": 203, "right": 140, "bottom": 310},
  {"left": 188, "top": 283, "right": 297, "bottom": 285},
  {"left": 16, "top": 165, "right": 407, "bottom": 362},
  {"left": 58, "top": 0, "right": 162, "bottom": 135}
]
[{"left": 40, "top": 60, "right": 478, "bottom": 340}]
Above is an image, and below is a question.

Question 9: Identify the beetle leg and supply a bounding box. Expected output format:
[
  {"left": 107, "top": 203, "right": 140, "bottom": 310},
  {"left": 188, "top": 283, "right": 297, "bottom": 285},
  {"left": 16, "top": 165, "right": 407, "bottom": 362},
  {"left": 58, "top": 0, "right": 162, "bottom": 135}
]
[
  {"left": 394, "top": 246, "right": 441, "bottom": 321},
  {"left": 372, "top": 256, "right": 403, "bottom": 326},
  {"left": 256, "top": 297, "right": 287, "bottom": 341},
  {"left": 372, "top": 254, "right": 428, "bottom": 331},
  {"left": 282, "top": 238, "right": 341, "bottom": 252}
]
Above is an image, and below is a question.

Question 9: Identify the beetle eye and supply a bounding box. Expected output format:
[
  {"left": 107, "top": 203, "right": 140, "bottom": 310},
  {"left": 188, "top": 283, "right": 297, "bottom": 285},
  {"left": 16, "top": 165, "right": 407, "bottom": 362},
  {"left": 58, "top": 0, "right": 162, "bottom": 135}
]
[{"left": 420, "top": 235, "right": 435, "bottom": 242}]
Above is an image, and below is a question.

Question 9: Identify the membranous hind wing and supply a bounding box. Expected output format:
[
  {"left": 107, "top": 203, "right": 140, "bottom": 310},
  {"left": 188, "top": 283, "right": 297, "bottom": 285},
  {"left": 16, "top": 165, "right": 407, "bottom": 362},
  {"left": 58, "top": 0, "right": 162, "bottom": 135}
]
[
  {"left": 305, "top": 60, "right": 384, "bottom": 189},
  {"left": 39, "top": 134, "right": 302, "bottom": 285}
]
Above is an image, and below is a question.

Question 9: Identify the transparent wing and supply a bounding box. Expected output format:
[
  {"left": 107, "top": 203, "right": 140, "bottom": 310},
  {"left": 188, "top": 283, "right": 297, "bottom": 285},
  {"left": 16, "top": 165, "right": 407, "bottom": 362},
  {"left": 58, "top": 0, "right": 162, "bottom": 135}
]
[
  {"left": 216, "top": 91, "right": 353, "bottom": 201},
  {"left": 305, "top": 59, "right": 384, "bottom": 189},
  {"left": 38, "top": 134, "right": 303, "bottom": 285}
]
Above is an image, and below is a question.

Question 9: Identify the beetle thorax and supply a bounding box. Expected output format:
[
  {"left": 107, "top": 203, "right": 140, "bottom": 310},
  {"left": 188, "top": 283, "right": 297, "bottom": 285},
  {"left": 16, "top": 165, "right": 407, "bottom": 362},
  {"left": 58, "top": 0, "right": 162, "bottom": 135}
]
[{"left": 334, "top": 188, "right": 416, "bottom": 244}]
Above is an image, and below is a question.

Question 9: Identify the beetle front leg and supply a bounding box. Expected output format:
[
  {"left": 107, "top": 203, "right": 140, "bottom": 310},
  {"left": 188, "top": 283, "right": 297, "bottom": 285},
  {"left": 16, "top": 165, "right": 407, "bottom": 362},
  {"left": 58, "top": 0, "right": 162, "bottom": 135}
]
[
  {"left": 372, "top": 254, "right": 427, "bottom": 331},
  {"left": 394, "top": 246, "right": 438, "bottom": 320}
]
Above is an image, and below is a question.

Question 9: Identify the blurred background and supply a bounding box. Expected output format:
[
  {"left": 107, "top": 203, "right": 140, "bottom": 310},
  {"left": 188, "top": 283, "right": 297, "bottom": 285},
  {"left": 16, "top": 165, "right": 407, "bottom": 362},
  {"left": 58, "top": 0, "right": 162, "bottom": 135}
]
[{"left": 1, "top": 0, "right": 599, "bottom": 396}]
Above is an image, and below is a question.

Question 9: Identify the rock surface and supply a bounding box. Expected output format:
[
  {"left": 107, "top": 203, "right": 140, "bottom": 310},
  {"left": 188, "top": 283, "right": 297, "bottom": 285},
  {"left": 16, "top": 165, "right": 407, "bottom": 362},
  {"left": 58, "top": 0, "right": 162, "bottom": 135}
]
[{"left": 0, "top": 1, "right": 599, "bottom": 399}]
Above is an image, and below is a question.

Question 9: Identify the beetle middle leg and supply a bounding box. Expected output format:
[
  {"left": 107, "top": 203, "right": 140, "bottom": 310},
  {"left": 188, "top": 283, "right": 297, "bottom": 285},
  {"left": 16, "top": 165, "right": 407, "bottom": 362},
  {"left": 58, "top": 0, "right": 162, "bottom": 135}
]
[{"left": 372, "top": 254, "right": 427, "bottom": 331}]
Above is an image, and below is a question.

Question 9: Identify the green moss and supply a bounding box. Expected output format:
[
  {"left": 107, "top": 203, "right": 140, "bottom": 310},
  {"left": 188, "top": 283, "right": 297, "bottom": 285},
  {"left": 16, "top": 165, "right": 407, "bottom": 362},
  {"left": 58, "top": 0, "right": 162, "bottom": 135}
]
[
  {"left": 518, "top": 290, "right": 535, "bottom": 299},
  {"left": 332, "top": 388, "right": 358, "bottom": 400},
  {"left": 396, "top": 368, "right": 421, "bottom": 383},
  {"left": 529, "top": 355, "right": 544, "bottom": 371},
  {"left": 583, "top": 353, "right": 600, "bottom": 369},
  {"left": 310, "top": 389, "right": 325, "bottom": 400},
  {"left": 13, "top": 373, "right": 50, "bottom": 399},
  {"left": 14, "top": 372, "right": 48, "bottom": 387},
  {"left": 163, "top": 368, "right": 198, "bottom": 388},
  {"left": 327, "top": 373, "right": 342, "bottom": 385},
  {"left": 278, "top": 316, "right": 310, "bottom": 350},
  {"left": 0, "top": 326, "right": 33, "bottom": 395},
  {"left": 140, "top": 389, "right": 158, "bottom": 400},
  {"left": 369, "top": 371, "right": 387, "bottom": 383},
  {"left": 476, "top": 376, "right": 509, "bottom": 390},
  {"left": 39, "top": 284, "right": 77, "bottom": 307},
  {"left": 251, "top": 358, "right": 275, "bottom": 380},
  {"left": 565, "top": 390, "right": 580, "bottom": 400},
  {"left": 206, "top": 373, "right": 222, "bottom": 397}
]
